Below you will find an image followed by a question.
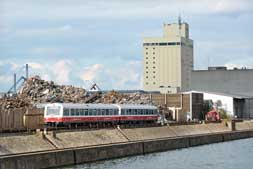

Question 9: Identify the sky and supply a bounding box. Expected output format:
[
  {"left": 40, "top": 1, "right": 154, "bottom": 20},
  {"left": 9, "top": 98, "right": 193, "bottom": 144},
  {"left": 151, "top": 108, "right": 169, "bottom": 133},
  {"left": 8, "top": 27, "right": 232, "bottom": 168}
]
[{"left": 0, "top": 0, "right": 253, "bottom": 92}]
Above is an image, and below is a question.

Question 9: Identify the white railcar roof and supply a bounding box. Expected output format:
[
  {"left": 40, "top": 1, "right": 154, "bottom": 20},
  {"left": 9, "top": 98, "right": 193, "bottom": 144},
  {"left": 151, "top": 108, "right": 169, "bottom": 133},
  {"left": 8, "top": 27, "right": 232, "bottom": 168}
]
[
  {"left": 117, "top": 104, "right": 157, "bottom": 109},
  {"left": 45, "top": 103, "right": 118, "bottom": 109},
  {"left": 44, "top": 103, "right": 157, "bottom": 109}
]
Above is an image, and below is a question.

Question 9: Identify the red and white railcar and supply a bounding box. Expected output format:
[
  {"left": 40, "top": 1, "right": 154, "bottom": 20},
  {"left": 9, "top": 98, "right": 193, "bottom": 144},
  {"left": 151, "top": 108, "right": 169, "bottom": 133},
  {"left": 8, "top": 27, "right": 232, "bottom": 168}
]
[{"left": 44, "top": 103, "right": 158, "bottom": 125}]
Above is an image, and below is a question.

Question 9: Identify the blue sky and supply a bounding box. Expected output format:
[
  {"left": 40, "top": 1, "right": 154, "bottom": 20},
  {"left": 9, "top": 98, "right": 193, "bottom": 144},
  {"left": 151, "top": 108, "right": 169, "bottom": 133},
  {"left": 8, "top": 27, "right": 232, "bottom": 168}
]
[{"left": 0, "top": 0, "right": 253, "bottom": 92}]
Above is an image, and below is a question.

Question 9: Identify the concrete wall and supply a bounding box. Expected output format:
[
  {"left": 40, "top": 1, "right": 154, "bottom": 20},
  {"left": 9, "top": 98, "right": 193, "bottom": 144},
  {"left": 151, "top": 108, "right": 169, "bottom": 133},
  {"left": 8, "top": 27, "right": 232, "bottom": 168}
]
[{"left": 1, "top": 123, "right": 253, "bottom": 169}]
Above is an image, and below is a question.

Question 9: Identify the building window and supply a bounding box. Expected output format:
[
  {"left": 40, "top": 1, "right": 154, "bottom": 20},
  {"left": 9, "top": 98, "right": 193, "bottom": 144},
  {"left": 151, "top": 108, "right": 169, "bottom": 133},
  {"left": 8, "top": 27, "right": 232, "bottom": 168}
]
[
  {"left": 146, "top": 71, "right": 148, "bottom": 73},
  {"left": 146, "top": 57, "right": 148, "bottom": 60},
  {"left": 159, "top": 43, "right": 167, "bottom": 46},
  {"left": 146, "top": 62, "right": 148, "bottom": 64},
  {"left": 153, "top": 82, "right": 156, "bottom": 84},
  {"left": 153, "top": 61, "right": 155, "bottom": 64},
  {"left": 153, "top": 76, "right": 155, "bottom": 78},
  {"left": 146, "top": 52, "right": 148, "bottom": 54},
  {"left": 153, "top": 47, "right": 155, "bottom": 50},
  {"left": 146, "top": 82, "right": 149, "bottom": 85},
  {"left": 146, "top": 67, "right": 148, "bottom": 69},
  {"left": 153, "top": 71, "right": 155, "bottom": 73},
  {"left": 146, "top": 48, "right": 148, "bottom": 50},
  {"left": 153, "top": 66, "right": 155, "bottom": 69},
  {"left": 153, "top": 52, "right": 155, "bottom": 54},
  {"left": 153, "top": 57, "right": 155, "bottom": 59},
  {"left": 146, "top": 76, "right": 148, "bottom": 78}
]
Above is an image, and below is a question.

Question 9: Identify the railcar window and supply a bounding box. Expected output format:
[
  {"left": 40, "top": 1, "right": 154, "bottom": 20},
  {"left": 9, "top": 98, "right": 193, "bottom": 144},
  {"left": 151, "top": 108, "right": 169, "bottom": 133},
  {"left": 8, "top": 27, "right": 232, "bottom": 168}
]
[
  {"left": 137, "top": 109, "right": 141, "bottom": 115},
  {"left": 71, "top": 109, "right": 75, "bottom": 116},
  {"left": 88, "top": 109, "right": 92, "bottom": 116},
  {"left": 143, "top": 109, "right": 146, "bottom": 115},
  {"left": 92, "top": 109, "right": 96, "bottom": 116},
  {"left": 80, "top": 109, "right": 84, "bottom": 116},
  {"left": 84, "top": 109, "right": 88, "bottom": 116},
  {"left": 106, "top": 109, "right": 110, "bottom": 115},
  {"left": 121, "top": 109, "right": 124, "bottom": 115},
  {"left": 109, "top": 109, "right": 114, "bottom": 115},
  {"left": 63, "top": 109, "right": 69, "bottom": 116},
  {"left": 134, "top": 109, "right": 138, "bottom": 115},
  {"left": 97, "top": 109, "right": 101, "bottom": 116},
  {"left": 76, "top": 109, "right": 81, "bottom": 116},
  {"left": 104, "top": 109, "right": 108, "bottom": 115},
  {"left": 149, "top": 110, "right": 152, "bottom": 115},
  {"left": 146, "top": 110, "right": 149, "bottom": 115},
  {"left": 131, "top": 109, "right": 135, "bottom": 115},
  {"left": 141, "top": 109, "right": 144, "bottom": 115},
  {"left": 115, "top": 109, "right": 119, "bottom": 115},
  {"left": 99, "top": 109, "right": 102, "bottom": 115}
]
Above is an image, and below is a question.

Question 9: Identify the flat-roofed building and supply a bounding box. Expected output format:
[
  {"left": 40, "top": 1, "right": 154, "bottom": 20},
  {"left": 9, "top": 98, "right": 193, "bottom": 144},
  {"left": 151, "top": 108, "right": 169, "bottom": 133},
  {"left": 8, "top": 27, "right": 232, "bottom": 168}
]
[
  {"left": 143, "top": 18, "right": 193, "bottom": 93},
  {"left": 190, "top": 68, "right": 253, "bottom": 97}
]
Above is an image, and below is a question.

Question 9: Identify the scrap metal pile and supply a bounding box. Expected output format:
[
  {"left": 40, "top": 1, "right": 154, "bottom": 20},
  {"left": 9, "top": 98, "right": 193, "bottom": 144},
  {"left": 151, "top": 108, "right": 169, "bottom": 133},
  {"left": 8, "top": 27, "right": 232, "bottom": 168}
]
[
  {"left": 0, "top": 76, "right": 151, "bottom": 109},
  {"left": 19, "top": 76, "right": 87, "bottom": 104}
]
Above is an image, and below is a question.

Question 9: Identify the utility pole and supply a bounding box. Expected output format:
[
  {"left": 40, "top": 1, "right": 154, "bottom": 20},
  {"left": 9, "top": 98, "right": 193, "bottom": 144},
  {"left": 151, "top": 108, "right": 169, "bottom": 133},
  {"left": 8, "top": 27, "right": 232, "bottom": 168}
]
[
  {"left": 14, "top": 73, "right": 17, "bottom": 94},
  {"left": 25, "top": 63, "right": 29, "bottom": 79}
]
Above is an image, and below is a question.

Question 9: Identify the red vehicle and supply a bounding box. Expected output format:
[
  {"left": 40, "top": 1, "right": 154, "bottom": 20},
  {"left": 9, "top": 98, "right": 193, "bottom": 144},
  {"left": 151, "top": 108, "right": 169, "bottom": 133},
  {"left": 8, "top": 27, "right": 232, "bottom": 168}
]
[{"left": 206, "top": 110, "right": 220, "bottom": 122}]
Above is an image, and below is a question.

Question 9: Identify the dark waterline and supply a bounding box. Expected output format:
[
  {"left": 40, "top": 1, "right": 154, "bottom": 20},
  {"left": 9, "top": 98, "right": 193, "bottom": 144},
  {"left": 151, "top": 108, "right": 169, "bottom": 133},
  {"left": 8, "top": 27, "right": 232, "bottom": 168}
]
[{"left": 58, "top": 138, "right": 253, "bottom": 169}]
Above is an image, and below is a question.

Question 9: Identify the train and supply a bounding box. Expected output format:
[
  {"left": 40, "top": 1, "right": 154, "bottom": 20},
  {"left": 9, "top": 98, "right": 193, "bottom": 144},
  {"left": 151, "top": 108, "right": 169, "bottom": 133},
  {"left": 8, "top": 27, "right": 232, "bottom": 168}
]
[{"left": 44, "top": 103, "right": 159, "bottom": 125}]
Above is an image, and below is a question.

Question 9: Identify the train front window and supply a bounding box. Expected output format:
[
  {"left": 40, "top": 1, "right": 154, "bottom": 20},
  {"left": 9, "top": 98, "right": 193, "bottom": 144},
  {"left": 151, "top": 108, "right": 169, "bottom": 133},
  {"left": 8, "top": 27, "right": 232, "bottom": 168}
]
[
  {"left": 63, "top": 109, "right": 69, "bottom": 116},
  {"left": 47, "top": 106, "right": 61, "bottom": 116}
]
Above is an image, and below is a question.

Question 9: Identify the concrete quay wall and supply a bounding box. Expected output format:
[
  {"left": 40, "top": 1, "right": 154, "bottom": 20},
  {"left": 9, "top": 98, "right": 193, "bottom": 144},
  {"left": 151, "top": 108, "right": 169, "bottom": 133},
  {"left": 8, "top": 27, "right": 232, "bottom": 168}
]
[{"left": 1, "top": 130, "right": 253, "bottom": 169}]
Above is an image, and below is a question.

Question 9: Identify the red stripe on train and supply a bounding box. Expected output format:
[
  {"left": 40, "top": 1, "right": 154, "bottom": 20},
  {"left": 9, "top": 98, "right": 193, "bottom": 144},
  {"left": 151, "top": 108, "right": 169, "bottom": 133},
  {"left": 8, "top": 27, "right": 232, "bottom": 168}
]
[{"left": 44, "top": 115, "right": 158, "bottom": 123}]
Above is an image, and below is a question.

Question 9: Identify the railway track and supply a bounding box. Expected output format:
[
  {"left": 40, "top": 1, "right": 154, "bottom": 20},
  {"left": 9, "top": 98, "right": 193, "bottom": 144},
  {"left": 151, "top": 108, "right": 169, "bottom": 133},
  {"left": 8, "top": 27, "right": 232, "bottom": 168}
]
[{"left": 45, "top": 122, "right": 161, "bottom": 132}]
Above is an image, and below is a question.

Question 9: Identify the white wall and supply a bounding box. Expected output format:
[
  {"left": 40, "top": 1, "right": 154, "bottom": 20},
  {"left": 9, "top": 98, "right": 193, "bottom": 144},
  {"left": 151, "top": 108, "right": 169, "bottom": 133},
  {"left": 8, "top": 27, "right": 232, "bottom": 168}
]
[{"left": 203, "top": 93, "right": 234, "bottom": 116}]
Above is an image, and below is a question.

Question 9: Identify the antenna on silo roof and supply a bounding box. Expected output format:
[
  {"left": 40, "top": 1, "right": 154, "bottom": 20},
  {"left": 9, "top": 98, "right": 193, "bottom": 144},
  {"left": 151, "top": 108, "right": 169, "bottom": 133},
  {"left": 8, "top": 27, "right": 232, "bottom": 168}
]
[
  {"left": 178, "top": 14, "right": 182, "bottom": 26},
  {"left": 178, "top": 14, "right": 182, "bottom": 37}
]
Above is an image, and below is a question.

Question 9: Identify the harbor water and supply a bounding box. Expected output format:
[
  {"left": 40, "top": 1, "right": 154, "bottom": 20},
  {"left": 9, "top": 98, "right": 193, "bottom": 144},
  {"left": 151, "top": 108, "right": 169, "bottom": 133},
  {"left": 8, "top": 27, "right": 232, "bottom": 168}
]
[{"left": 58, "top": 138, "right": 253, "bottom": 169}]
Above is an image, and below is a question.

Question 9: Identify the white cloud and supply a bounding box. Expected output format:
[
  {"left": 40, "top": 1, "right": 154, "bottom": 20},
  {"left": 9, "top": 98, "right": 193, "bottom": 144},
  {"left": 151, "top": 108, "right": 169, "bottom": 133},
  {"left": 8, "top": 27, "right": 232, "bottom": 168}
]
[
  {"left": 13, "top": 25, "right": 73, "bottom": 37},
  {"left": 80, "top": 64, "right": 104, "bottom": 81},
  {"left": 1, "top": 0, "right": 252, "bottom": 21},
  {"left": 27, "top": 62, "right": 43, "bottom": 70},
  {"left": 79, "top": 60, "right": 142, "bottom": 90},
  {"left": 51, "top": 60, "right": 72, "bottom": 84}
]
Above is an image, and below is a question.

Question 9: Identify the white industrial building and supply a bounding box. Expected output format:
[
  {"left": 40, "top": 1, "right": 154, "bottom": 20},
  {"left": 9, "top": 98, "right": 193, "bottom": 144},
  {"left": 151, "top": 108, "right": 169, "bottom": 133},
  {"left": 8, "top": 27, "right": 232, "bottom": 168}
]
[{"left": 187, "top": 91, "right": 253, "bottom": 119}]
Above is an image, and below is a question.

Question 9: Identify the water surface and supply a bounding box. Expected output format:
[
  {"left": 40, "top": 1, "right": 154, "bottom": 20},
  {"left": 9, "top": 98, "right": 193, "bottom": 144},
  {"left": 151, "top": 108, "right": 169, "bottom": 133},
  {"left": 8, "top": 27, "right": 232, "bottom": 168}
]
[{"left": 59, "top": 138, "right": 253, "bottom": 169}]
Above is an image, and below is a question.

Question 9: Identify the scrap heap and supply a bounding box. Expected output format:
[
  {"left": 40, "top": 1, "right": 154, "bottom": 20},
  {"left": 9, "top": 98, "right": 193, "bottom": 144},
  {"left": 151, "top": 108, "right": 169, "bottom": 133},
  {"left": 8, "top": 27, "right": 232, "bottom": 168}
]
[
  {"left": 1, "top": 76, "right": 152, "bottom": 110},
  {"left": 0, "top": 97, "right": 30, "bottom": 110},
  {"left": 19, "top": 76, "right": 87, "bottom": 104},
  {"left": 97, "top": 91, "right": 151, "bottom": 104}
]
